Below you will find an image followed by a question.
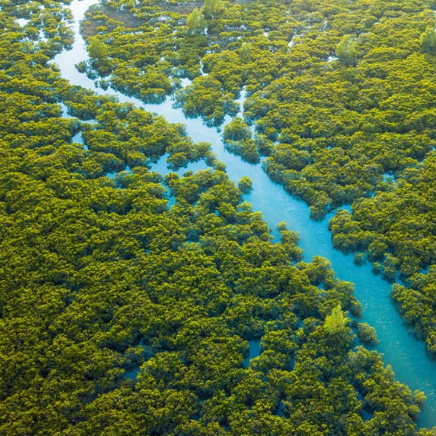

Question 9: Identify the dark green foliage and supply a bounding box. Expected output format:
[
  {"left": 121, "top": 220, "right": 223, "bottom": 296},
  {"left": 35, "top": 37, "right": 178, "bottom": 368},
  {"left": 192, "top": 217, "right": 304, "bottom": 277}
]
[
  {"left": 175, "top": 75, "right": 238, "bottom": 126},
  {"left": 224, "top": 137, "right": 260, "bottom": 164},
  {"left": 392, "top": 267, "right": 436, "bottom": 353},
  {"left": 223, "top": 117, "right": 259, "bottom": 163},
  {"left": 223, "top": 117, "right": 252, "bottom": 142},
  {"left": 357, "top": 322, "right": 380, "bottom": 345},
  {"left": 238, "top": 176, "right": 253, "bottom": 194}
]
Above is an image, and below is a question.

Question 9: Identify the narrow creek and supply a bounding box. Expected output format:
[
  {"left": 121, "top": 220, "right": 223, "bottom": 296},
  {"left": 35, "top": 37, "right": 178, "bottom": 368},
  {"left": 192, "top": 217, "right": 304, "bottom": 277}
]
[{"left": 54, "top": 0, "right": 436, "bottom": 428}]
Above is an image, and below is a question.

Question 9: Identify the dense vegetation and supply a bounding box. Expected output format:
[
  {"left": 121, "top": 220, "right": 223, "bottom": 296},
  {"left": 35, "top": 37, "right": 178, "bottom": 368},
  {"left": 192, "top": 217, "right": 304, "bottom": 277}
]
[
  {"left": 1, "top": 0, "right": 436, "bottom": 434},
  {"left": 81, "top": 0, "right": 436, "bottom": 354}
]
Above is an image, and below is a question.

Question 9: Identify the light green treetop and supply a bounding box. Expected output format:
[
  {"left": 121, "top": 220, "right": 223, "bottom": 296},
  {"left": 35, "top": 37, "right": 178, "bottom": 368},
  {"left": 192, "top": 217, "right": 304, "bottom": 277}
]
[
  {"left": 202, "top": 0, "right": 224, "bottom": 19},
  {"left": 324, "top": 304, "right": 348, "bottom": 334},
  {"left": 187, "top": 8, "right": 206, "bottom": 33},
  {"left": 421, "top": 27, "right": 436, "bottom": 54},
  {"left": 336, "top": 34, "right": 358, "bottom": 66}
]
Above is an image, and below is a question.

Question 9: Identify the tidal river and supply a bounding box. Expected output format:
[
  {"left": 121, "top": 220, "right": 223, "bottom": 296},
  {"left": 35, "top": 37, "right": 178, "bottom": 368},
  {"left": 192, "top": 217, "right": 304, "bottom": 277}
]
[{"left": 54, "top": 0, "right": 436, "bottom": 427}]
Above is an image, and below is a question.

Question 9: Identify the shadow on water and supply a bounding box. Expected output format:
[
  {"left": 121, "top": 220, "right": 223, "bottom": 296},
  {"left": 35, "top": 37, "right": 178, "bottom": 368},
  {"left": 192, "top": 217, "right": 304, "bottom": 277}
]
[{"left": 54, "top": 0, "right": 436, "bottom": 428}]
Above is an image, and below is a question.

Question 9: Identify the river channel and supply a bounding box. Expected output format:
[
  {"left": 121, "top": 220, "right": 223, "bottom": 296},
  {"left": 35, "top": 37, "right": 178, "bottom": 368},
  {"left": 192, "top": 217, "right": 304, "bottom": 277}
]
[{"left": 53, "top": 0, "right": 436, "bottom": 427}]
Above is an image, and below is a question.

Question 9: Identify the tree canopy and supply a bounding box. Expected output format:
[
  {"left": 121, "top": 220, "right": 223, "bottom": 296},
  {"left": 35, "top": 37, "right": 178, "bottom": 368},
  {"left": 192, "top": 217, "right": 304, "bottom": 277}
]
[{"left": 0, "top": 0, "right": 435, "bottom": 434}]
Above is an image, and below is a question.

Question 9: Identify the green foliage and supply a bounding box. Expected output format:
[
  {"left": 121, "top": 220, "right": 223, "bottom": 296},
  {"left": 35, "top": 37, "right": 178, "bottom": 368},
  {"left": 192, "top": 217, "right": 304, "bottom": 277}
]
[
  {"left": 223, "top": 117, "right": 252, "bottom": 142},
  {"left": 225, "top": 137, "right": 260, "bottom": 164},
  {"left": 176, "top": 76, "right": 238, "bottom": 126},
  {"left": 421, "top": 27, "right": 436, "bottom": 54},
  {"left": 336, "top": 34, "right": 358, "bottom": 66},
  {"left": 238, "top": 176, "right": 252, "bottom": 194},
  {"left": 324, "top": 304, "right": 348, "bottom": 335},
  {"left": 357, "top": 322, "right": 380, "bottom": 345},
  {"left": 88, "top": 36, "right": 109, "bottom": 60},
  {"left": 88, "top": 36, "right": 112, "bottom": 76},
  {"left": 392, "top": 267, "right": 436, "bottom": 352},
  {"left": 187, "top": 8, "right": 206, "bottom": 33},
  {"left": 223, "top": 118, "right": 259, "bottom": 163},
  {"left": 201, "top": 0, "right": 224, "bottom": 20}
]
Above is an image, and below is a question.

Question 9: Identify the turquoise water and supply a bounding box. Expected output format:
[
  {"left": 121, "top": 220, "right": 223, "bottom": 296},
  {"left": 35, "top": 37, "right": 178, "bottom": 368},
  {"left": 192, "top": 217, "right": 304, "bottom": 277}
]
[
  {"left": 243, "top": 340, "right": 261, "bottom": 368},
  {"left": 53, "top": 0, "right": 436, "bottom": 428}
]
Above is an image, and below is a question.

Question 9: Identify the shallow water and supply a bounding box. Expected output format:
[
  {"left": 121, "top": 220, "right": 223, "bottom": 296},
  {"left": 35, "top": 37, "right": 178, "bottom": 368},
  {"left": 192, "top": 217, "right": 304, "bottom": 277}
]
[
  {"left": 243, "top": 340, "right": 261, "bottom": 368},
  {"left": 53, "top": 0, "right": 436, "bottom": 427}
]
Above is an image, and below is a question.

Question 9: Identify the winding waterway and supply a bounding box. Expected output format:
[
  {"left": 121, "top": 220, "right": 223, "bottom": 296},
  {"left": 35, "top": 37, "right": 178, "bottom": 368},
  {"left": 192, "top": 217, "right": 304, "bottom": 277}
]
[{"left": 54, "top": 0, "right": 436, "bottom": 428}]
